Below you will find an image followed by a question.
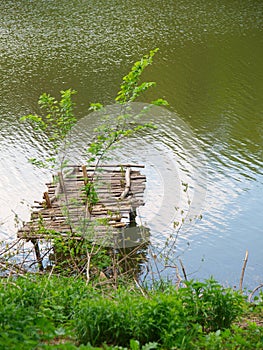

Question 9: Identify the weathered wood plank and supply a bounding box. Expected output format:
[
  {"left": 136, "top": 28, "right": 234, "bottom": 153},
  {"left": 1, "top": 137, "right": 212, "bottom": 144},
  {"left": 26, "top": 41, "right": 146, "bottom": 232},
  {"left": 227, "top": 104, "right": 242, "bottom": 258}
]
[{"left": 18, "top": 164, "right": 146, "bottom": 241}]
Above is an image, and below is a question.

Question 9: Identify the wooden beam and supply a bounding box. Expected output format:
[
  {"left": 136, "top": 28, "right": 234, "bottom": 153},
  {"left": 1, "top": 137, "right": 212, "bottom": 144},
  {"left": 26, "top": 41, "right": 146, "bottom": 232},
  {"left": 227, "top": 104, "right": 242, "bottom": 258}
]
[
  {"left": 43, "top": 192, "right": 52, "bottom": 208},
  {"left": 119, "top": 167, "right": 131, "bottom": 200}
]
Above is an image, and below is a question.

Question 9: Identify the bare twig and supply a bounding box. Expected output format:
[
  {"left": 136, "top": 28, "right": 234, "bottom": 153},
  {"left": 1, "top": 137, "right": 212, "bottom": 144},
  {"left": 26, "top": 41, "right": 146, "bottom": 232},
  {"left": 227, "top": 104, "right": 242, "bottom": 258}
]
[
  {"left": 86, "top": 251, "right": 91, "bottom": 285},
  {"left": 41, "top": 265, "right": 55, "bottom": 298},
  {"left": 248, "top": 283, "right": 263, "bottom": 303},
  {"left": 0, "top": 238, "right": 22, "bottom": 256},
  {"left": 239, "top": 250, "right": 248, "bottom": 291},
  {"left": 133, "top": 277, "right": 147, "bottom": 297},
  {"left": 179, "top": 258, "right": 188, "bottom": 281},
  {"left": 0, "top": 259, "right": 28, "bottom": 276},
  {"left": 163, "top": 264, "right": 184, "bottom": 289}
]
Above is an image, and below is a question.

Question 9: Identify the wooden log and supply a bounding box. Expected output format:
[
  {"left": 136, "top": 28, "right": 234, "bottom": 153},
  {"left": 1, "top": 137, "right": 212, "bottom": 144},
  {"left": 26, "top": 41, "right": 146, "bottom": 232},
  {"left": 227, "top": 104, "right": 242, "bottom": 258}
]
[
  {"left": 43, "top": 192, "right": 52, "bottom": 208},
  {"left": 58, "top": 172, "right": 66, "bottom": 193},
  {"left": 111, "top": 222, "right": 127, "bottom": 228},
  {"left": 18, "top": 233, "right": 83, "bottom": 240},
  {"left": 31, "top": 239, "right": 44, "bottom": 271},
  {"left": 66, "top": 163, "right": 145, "bottom": 168},
  {"left": 119, "top": 167, "right": 131, "bottom": 200},
  {"left": 82, "top": 165, "right": 89, "bottom": 185}
]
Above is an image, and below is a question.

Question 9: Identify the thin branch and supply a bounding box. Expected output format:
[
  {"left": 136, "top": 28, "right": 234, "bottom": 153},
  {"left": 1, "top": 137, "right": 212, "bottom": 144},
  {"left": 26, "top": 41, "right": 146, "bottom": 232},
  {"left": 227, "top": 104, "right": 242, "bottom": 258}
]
[
  {"left": 133, "top": 277, "right": 147, "bottom": 297},
  {"left": 86, "top": 251, "right": 91, "bottom": 285},
  {"left": 239, "top": 250, "right": 248, "bottom": 291},
  {"left": 248, "top": 283, "right": 263, "bottom": 303},
  {"left": 0, "top": 238, "right": 22, "bottom": 256},
  {"left": 179, "top": 258, "right": 188, "bottom": 281}
]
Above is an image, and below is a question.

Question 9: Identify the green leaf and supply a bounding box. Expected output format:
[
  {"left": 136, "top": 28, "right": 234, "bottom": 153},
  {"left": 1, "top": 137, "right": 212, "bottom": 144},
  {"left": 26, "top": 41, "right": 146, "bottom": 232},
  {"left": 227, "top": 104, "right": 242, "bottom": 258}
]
[
  {"left": 89, "top": 103, "right": 104, "bottom": 111},
  {"left": 28, "top": 158, "right": 47, "bottom": 168},
  {"left": 151, "top": 98, "right": 169, "bottom": 106},
  {"left": 130, "top": 339, "right": 140, "bottom": 350}
]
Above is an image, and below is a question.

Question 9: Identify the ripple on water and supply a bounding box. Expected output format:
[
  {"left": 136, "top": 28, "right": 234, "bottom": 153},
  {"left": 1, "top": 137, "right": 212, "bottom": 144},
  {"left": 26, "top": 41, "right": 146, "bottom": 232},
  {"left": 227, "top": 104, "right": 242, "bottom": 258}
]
[{"left": 0, "top": 0, "right": 262, "bottom": 287}]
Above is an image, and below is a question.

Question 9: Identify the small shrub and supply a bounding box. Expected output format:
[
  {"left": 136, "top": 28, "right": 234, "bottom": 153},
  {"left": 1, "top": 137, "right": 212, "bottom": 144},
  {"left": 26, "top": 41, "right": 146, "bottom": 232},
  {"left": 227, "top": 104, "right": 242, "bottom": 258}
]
[
  {"left": 75, "top": 287, "right": 198, "bottom": 348},
  {"left": 0, "top": 276, "right": 260, "bottom": 349},
  {"left": 75, "top": 294, "right": 134, "bottom": 346},
  {"left": 179, "top": 278, "right": 245, "bottom": 332},
  {"left": 0, "top": 275, "right": 92, "bottom": 349}
]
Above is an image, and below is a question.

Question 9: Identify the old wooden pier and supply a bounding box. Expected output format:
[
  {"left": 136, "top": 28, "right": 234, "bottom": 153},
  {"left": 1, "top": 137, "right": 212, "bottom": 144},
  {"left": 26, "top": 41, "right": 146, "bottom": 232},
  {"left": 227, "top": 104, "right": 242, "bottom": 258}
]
[{"left": 17, "top": 164, "right": 147, "bottom": 265}]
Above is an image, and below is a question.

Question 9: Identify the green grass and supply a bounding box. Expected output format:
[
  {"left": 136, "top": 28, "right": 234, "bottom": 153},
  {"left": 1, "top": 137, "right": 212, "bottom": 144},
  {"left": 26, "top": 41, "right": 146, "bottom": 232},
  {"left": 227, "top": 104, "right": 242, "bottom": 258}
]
[{"left": 0, "top": 275, "right": 262, "bottom": 349}]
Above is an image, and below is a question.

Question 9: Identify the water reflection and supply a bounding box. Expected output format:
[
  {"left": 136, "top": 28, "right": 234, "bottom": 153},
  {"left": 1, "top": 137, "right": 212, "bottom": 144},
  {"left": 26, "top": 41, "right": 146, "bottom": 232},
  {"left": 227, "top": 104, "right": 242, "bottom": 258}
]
[{"left": 0, "top": 0, "right": 262, "bottom": 287}]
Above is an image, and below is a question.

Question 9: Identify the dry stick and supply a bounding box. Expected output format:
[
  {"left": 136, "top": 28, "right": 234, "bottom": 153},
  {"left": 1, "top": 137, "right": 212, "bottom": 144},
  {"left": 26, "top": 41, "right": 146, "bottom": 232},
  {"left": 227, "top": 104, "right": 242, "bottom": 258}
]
[
  {"left": 43, "top": 192, "right": 52, "bottom": 208},
  {"left": 141, "top": 263, "right": 150, "bottom": 284},
  {"left": 239, "top": 250, "right": 249, "bottom": 291},
  {"left": 29, "top": 246, "right": 53, "bottom": 269},
  {"left": 149, "top": 244, "right": 162, "bottom": 283},
  {"left": 163, "top": 264, "right": 184, "bottom": 289},
  {"left": 82, "top": 165, "right": 89, "bottom": 184},
  {"left": 41, "top": 264, "right": 55, "bottom": 298},
  {"left": 133, "top": 277, "right": 147, "bottom": 297},
  {"left": 68, "top": 243, "right": 83, "bottom": 274},
  {"left": 248, "top": 283, "right": 263, "bottom": 303},
  {"left": 1, "top": 259, "right": 28, "bottom": 277},
  {"left": 119, "top": 167, "right": 131, "bottom": 200},
  {"left": 85, "top": 243, "right": 100, "bottom": 284},
  {"left": 179, "top": 258, "right": 188, "bottom": 281},
  {"left": 117, "top": 242, "right": 147, "bottom": 265},
  {"left": 175, "top": 264, "right": 182, "bottom": 290},
  {"left": 112, "top": 249, "right": 118, "bottom": 289},
  {"left": 86, "top": 251, "right": 91, "bottom": 285},
  {"left": 58, "top": 171, "right": 74, "bottom": 233},
  {"left": 0, "top": 260, "right": 25, "bottom": 274},
  {"left": 19, "top": 242, "right": 33, "bottom": 270}
]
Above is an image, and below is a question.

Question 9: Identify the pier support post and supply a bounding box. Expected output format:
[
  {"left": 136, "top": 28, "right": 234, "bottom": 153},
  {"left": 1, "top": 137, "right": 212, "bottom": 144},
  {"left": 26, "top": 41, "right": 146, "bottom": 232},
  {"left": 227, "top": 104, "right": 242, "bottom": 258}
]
[{"left": 31, "top": 239, "right": 44, "bottom": 271}]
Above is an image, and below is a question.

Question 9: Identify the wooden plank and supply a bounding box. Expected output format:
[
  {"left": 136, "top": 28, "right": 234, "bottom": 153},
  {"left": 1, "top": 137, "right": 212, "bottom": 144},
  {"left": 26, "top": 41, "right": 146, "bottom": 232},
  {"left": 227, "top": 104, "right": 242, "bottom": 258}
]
[
  {"left": 17, "top": 164, "right": 146, "bottom": 241},
  {"left": 17, "top": 233, "right": 83, "bottom": 240},
  {"left": 67, "top": 163, "right": 145, "bottom": 168}
]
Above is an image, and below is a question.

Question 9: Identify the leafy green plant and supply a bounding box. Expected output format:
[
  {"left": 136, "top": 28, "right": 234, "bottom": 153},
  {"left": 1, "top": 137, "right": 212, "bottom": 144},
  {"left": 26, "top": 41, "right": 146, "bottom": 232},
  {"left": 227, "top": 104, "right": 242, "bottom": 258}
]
[
  {"left": 49, "top": 236, "right": 112, "bottom": 277},
  {"left": 73, "top": 279, "right": 248, "bottom": 348},
  {"left": 19, "top": 49, "right": 169, "bottom": 279},
  {"left": 87, "top": 48, "right": 168, "bottom": 169},
  {"left": 20, "top": 49, "right": 167, "bottom": 215},
  {"left": 0, "top": 276, "right": 262, "bottom": 349},
  {"left": 179, "top": 278, "right": 245, "bottom": 332},
  {"left": 20, "top": 89, "right": 77, "bottom": 170},
  {"left": 75, "top": 285, "right": 199, "bottom": 348},
  {"left": 82, "top": 181, "right": 99, "bottom": 211}
]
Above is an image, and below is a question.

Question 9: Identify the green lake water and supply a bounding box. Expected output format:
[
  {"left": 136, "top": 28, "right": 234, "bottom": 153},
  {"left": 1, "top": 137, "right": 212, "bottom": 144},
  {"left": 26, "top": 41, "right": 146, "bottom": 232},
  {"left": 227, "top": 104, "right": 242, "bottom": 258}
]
[{"left": 0, "top": 0, "right": 262, "bottom": 287}]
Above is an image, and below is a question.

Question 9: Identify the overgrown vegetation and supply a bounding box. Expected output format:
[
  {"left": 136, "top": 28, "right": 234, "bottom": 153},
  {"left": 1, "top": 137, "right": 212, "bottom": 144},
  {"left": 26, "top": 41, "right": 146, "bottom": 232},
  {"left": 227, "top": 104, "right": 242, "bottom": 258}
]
[
  {"left": 13, "top": 49, "right": 164, "bottom": 278},
  {"left": 20, "top": 88, "right": 77, "bottom": 169},
  {"left": 20, "top": 48, "right": 167, "bottom": 173},
  {"left": 0, "top": 275, "right": 262, "bottom": 349},
  {"left": 1, "top": 49, "right": 263, "bottom": 349},
  {"left": 16, "top": 49, "right": 169, "bottom": 278}
]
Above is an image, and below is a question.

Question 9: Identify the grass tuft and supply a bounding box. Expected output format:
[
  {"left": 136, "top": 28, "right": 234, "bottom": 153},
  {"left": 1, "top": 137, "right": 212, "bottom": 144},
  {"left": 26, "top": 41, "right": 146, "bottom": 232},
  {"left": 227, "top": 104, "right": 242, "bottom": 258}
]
[{"left": 0, "top": 276, "right": 262, "bottom": 349}]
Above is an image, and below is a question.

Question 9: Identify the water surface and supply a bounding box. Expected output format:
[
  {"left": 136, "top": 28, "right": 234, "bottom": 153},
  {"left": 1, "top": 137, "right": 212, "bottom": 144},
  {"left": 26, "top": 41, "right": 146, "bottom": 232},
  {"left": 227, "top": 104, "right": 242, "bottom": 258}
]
[{"left": 0, "top": 0, "right": 262, "bottom": 288}]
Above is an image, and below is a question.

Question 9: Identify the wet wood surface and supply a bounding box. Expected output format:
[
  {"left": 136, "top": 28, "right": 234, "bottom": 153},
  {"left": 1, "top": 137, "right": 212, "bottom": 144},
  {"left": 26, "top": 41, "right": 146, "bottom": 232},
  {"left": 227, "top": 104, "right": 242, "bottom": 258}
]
[{"left": 17, "top": 164, "right": 146, "bottom": 241}]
